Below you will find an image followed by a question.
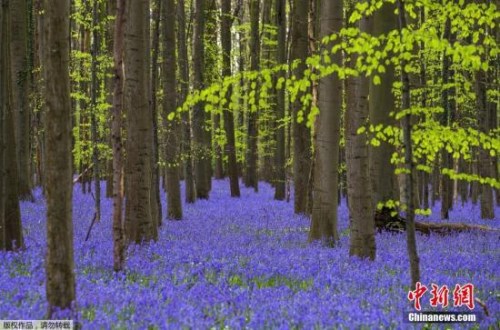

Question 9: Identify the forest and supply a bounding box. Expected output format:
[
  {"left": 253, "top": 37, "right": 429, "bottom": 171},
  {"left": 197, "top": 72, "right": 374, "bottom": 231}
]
[{"left": 0, "top": 0, "right": 499, "bottom": 328}]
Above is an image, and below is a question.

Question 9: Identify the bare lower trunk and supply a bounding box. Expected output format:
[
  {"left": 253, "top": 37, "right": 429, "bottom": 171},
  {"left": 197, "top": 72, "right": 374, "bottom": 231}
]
[
  {"left": 398, "top": 0, "right": 420, "bottom": 289},
  {"left": 124, "top": 0, "right": 156, "bottom": 242},
  {"left": 309, "top": 0, "right": 342, "bottom": 245},
  {"left": 111, "top": 0, "right": 125, "bottom": 272},
  {"left": 42, "top": 0, "right": 76, "bottom": 314},
  {"left": 346, "top": 13, "right": 376, "bottom": 260},
  {"left": 177, "top": 0, "right": 195, "bottom": 203},
  {"left": 221, "top": 0, "right": 240, "bottom": 197},
  {"left": 291, "top": 0, "right": 311, "bottom": 214},
  {"left": 274, "top": 0, "right": 286, "bottom": 201},
  {"left": 10, "top": 0, "right": 32, "bottom": 201},
  {"left": 163, "top": 0, "right": 182, "bottom": 220}
]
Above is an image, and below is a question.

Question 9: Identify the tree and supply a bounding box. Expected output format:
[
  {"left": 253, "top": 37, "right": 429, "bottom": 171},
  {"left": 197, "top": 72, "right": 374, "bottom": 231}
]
[
  {"left": 150, "top": 0, "right": 162, "bottom": 227},
  {"left": 177, "top": 0, "right": 196, "bottom": 203},
  {"left": 163, "top": 0, "right": 182, "bottom": 219},
  {"left": 111, "top": 0, "right": 125, "bottom": 271},
  {"left": 192, "top": 0, "right": 210, "bottom": 199},
  {"left": 0, "top": 0, "right": 6, "bottom": 250},
  {"left": 221, "top": 0, "right": 240, "bottom": 198},
  {"left": 274, "top": 0, "right": 286, "bottom": 201},
  {"left": 244, "top": 0, "right": 260, "bottom": 192},
  {"left": 368, "top": 1, "right": 398, "bottom": 209},
  {"left": 42, "top": 0, "right": 76, "bottom": 314},
  {"left": 290, "top": 0, "right": 312, "bottom": 214},
  {"left": 346, "top": 13, "right": 376, "bottom": 260},
  {"left": 124, "top": 0, "right": 156, "bottom": 243},
  {"left": 90, "top": 0, "right": 101, "bottom": 222},
  {"left": 10, "top": 0, "right": 32, "bottom": 201},
  {"left": 2, "top": 0, "right": 23, "bottom": 252},
  {"left": 397, "top": 0, "right": 420, "bottom": 288},
  {"left": 309, "top": 0, "right": 343, "bottom": 245}
]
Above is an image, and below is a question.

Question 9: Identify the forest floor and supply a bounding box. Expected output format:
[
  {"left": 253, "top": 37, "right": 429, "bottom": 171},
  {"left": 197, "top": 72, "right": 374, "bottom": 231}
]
[{"left": 0, "top": 180, "right": 499, "bottom": 329}]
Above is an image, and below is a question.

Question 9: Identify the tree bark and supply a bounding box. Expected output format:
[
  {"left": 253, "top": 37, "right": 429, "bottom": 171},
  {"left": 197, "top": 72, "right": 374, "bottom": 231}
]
[
  {"left": 151, "top": 0, "right": 162, "bottom": 227},
  {"left": 10, "top": 0, "right": 32, "bottom": 201},
  {"left": 309, "top": 0, "right": 342, "bottom": 245},
  {"left": 290, "top": 0, "right": 311, "bottom": 214},
  {"left": 221, "top": 0, "right": 240, "bottom": 197},
  {"left": 124, "top": 0, "right": 156, "bottom": 242},
  {"left": 440, "top": 16, "right": 455, "bottom": 219},
  {"left": 163, "top": 0, "right": 183, "bottom": 220},
  {"left": 274, "top": 0, "right": 286, "bottom": 201},
  {"left": 0, "top": 1, "right": 4, "bottom": 250},
  {"left": 346, "top": 13, "right": 376, "bottom": 260},
  {"left": 90, "top": 0, "right": 101, "bottom": 222},
  {"left": 42, "top": 0, "right": 76, "bottom": 314},
  {"left": 244, "top": 0, "right": 260, "bottom": 192},
  {"left": 369, "top": 1, "right": 398, "bottom": 208},
  {"left": 2, "top": 0, "right": 23, "bottom": 252},
  {"left": 111, "top": 0, "right": 125, "bottom": 272},
  {"left": 397, "top": 0, "right": 420, "bottom": 289},
  {"left": 177, "top": 0, "right": 195, "bottom": 203},
  {"left": 192, "top": 0, "right": 210, "bottom": 199}
]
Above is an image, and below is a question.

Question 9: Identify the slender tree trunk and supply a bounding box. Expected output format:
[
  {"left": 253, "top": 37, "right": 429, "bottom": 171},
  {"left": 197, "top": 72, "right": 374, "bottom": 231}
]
[
  {"left": 440, "top": 17, "right": 455, "bottom": 219},
  {"left": 309, "top": 0, "right": 342, "bottom": 245},
  {"left": 151, "top": 0, "right": 162, "bottom": 226},
  {"left": 42, "top": 0, "right": 76, "bottom": 314},
  {"left": 369, "top": 1, "right": 398, "bottom": 209},
  {"left": 347, "top": 13, "right": 376, "bottom": 260},
  {"left": 290, "top": 0, "right": 311, "bottom": 214},
  {"left": 2, "top": 0, "right": 23, "bottom": 252},
  {"left": 476, "top": 69, "right": 494, "bottom": 219},
  {"left": 163, "top": 0, "right": 182, "bottom": 220},
  {"left": 0, "top": 1, "right": 4, "bottom": 249},
  {"left": 221, "top": 0, "right": 240, "bottom": 197},
  {"left": 10, "top": 0, "right": 32, "bottom": 201},
  {"left": 192, "top": 0, "right": 210, "bottom": 199},
  {"left": 124, "top": 0, "right": 156, "bottom": 242},
  {"left": 274, "top": 0, "right": 286, "bottom": 201},
  {"left": 90, "top": 0, "right": 101, "bottom": 222},
  {"left": 398, "top": 0, "right": 420, "bottom": 289},
  {"left": 244, "top": 0, "right": 260, "bottom": 192},
  {"left": 111, "top": 0, "right": 125, "bottom": 272},
  {"left": 177, "top": 0, "right": 195, "bottom": 203}
]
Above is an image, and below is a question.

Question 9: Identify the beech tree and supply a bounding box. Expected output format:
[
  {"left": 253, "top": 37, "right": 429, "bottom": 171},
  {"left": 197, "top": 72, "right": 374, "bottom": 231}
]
[
  {"left": 42, "top": 0, "right": 76, "bottom": 314},
  {"left": 124, "top": 0, "right": 157, "bottom": 242},
  {"left": 163, "top": 0, "right": 183, "bottom": 219},
  {"left": 309, "top": 0, "right": 343, "bottom": 245}
]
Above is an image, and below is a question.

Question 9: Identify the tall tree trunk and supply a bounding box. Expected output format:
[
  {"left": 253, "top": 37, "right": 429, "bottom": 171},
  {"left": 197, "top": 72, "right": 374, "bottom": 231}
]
[
  {"left": 476, "top": 69, "right": 494, "bottom": 219},
  {"left": 111, "top": 0, "right": 125, "bottom": 272},
  {"left": 290, "top": 0, "right": 311, "bottom": 214},
  {"left": 163, "top": 0, "right": 182, "bottom": 220},
  {"left": 151, "top": 0, "right": 162, "bottom": 226},
  {"left": 0, "top": 1, "right": 4, "bottom": 249},
  {"left": 10, "top": 0, "right": 32, "bottom": 201},
  {"left": 124, "top": 0, "right": 156, "bottom": 242},
  {"left": 440, "top": 17, "right": 455, "bottom": 219},
  {"left": 177, "top": 0, "right": 195, "bottom": 203},
  {"left": 309, "top": 0, "right": 342, "bottom": 245},
  {"left": 90, "top": 0, "right": 101, "bottom": 222},
  {"left": 221, "top": 0, "right": 240, "bottom": 197},
  {"left": 2, "top": 0, "right": 23, "bottom": 252},
  {"left": 369, "top": 1, "right": 398, "bottom": 208},
  {"left": 347, "top": 13, "right": 376, "bottom": 260},
  {"left": 397, "top": 0, "right": 420, "bottom": 289},
  {"left": 42, "top": 0, "right": 76, "bottom": 314},
  {"left": 244, "top": 0, "right": 260, "bottom": 192},
  {"left": 274, "top": 0, "right": 286, "bottom": 201},
  {"left": 192, "top": 0, "right": 210, "bottom": 199}
]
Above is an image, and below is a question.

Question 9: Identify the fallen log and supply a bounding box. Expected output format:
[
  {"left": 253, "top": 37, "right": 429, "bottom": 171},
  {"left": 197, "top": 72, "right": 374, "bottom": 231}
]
[{"left": 375, "top": 208, "right": 500, "bottom": 235}]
